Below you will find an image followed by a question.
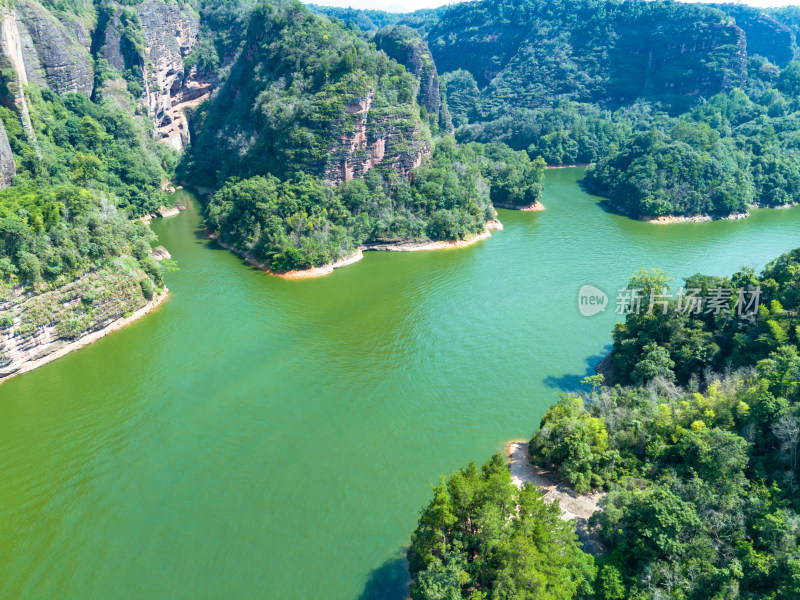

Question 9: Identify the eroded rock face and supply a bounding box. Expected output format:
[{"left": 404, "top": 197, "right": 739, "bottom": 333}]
[
  {"left": 723, "top": 6, "right": 796, "bottom": 68},
  {"left": 643, "top": 22, "right": 747, "bottom": 98},
  {"left": 426, "top": 2, "right": 750, "bottom": 111},
  {"left": 16, "top": 0, "right": 94, "bottom": 96},
  {"left": 98, "top": 0, "right": 212, "bottom": 150},
  {"left": 136, "top": 0, "right": 207, "bottom": 150},
  {"left": 0, "top": 9, "right": 38, "bottom": 143},
  {"left": 0, "top": 261, "right": 155, "bottom": 380},
  {"left": 0, "top": 121, "right": 16, "bottom": 188},
  {"left": 323, "top": 91, "right": 431, "bottom": 183}
]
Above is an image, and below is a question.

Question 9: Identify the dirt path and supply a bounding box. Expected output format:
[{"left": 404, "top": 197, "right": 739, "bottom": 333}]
[{"left": 506, "top": 441, "right": 608, "bottom": 556}]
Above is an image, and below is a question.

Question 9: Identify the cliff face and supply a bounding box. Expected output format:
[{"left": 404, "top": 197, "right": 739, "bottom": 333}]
[
  {"left": 185, "top": 2, "right": 431, "bottom": 187},
  {"left": 16, "top": 0, "right": 94, "bottom": 97},
  {"left": 723, "top": 6, "right": 796, "bottom": 68},
  {"left": 322, "top": 91, "right": 430, "bottom": 183},
  {"left": 0, "top": 9, "right": 38, "bottom": 144},
  {"left": 136, "top": 0, "right": 211, "bottom": 150},
  {"left": 642, "top": 22, "right": 747, "bottom": 98},
  {"left": 98, "top": 0, "right": 212, "bottom": 150},
  {"left": 0, "top": 121, "right": 15, "bottom": 188},
  {"left": 426, "top": 0, "right": 751, "bottom": 115}
]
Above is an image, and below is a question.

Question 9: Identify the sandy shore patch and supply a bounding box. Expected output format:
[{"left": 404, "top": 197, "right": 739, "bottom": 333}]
[
  {"left": 493, "top": 201, "right": 545, "bottom": 211},
  {"left": 646, "top": 212, "right": 749, "bottom": 224},
  {"left": 506, "top": 440, "right": 608, "bottom": 556}
]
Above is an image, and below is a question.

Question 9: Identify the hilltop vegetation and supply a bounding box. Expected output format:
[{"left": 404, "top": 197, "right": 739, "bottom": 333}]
[
  {"left": 408, "top": 454, "right": 595, "bottom": 600},
  {"left": 528, "top": 250, "right": 800, "bottom": 598},
  {"left": 584, "top": 70, "right": 800, "bottom": 218},
  {"left": 181, "top": 1, "right": 429, "bottom": 187}
]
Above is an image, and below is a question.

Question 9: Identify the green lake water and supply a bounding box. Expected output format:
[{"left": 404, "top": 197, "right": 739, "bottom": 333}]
[{"left": 2, "top": 168, "right": 800, "bottom": 599}]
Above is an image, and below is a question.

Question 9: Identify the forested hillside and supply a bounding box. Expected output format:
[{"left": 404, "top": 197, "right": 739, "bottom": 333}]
[
  {"left": 182, "top": 1, "right": 431, "bottom": 187},
  {"left": 410, "top": 248, "right": 800, "bottom": 599}
]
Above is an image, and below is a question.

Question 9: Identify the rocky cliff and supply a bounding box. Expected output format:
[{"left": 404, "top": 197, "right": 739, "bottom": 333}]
[
  {"left": 97, "top": 0, "right": 213, "bottom": 150},
  {"left": 722, "top": 5, "right": 796, "bottom": 68},
  {"left": 0, "top": 8, "right": 38, "bottom": 144},
  {"left": 426, "top": 0, "right": 750, "bottom": 116},
  {"left": 16, "top": 0, "right": 94, "bottom": 97},
  {"left": 183, "top": 2, "right": 431, "bottom": 187},
  {"left": 322, "top": 91, "right": 430, "bottom": 183},
  {"left": 642, "top": 21, "right": 747, "bottom": 99},
  {"left": 0, "top": 120, "right": 15, "bottom": 187}
]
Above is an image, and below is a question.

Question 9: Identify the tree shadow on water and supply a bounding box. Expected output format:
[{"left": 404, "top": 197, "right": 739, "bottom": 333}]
[
  {"left": 543, "top": 348, "right": 611, "bottom": 393},
  {"left": 357, "top": 552, "right": 410, "bottom": 600}
]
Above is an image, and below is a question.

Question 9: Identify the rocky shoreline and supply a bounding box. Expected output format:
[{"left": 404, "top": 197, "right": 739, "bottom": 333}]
[
  {"left": 493, "top": 201, "right": 545, "bottom": 211},
  {"left": 139, "top": 204, "right": 187, "bottom": 225},
  {"left": 605, "top": 198, "right": 800, "bottom": 224},
  {"left": 0, "top": 288, "right": 169, "bottom": 385},
  {"left": 216, "top": 219, "right": 503, "bottom": 279},
  {"left": 603, "top": 200, "right": 751, "bottom": 224},
  {"left": 646, "top": 211, "right": 750, "bottom": 224}
]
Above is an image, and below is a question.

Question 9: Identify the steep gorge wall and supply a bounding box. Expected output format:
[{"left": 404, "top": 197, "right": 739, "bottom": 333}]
[
  {"left": 721, "top": 5, "right": 796, "bottom": 68},
  {"left": 16, "top": 0, "right": 94, "bottom": 96},
  {"left": 136, "top": 0, "right": 211, "bottom": 150},
  {"left": 0, "top": 9, "right": 32, "bottom": 186},
  {"left": 426, "top": 3, "right": 750, "bottom": 114},
  {"left": 96, "top": 0, "right": 212, "bottom": 150},
  {"left": 374, "top": 25, "right": 451, "bottom": 132},
  {"left": 642, "top": 22, "right": 747, "bottom": 99}
]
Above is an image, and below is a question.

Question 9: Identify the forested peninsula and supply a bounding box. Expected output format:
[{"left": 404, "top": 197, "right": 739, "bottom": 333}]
[{"left": 409, "top": 248, "right": 800, "bottom": 600}]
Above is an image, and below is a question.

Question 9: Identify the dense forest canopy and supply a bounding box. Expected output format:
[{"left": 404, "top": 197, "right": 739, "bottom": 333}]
[
  {"left": 0, "top": 85, "right": 169, "bottom": 287},
  {"left": 4, "top": 0, "right": 800, "bottom": 269},
  {"left": 205, "top": 140, "right": 543, "bottom": 270},
  {"left": 4, "top": 0, "right": 800, "bottom": 595},
  {"left": 181, "top": 0, "right": 429, "bottom": 187}
]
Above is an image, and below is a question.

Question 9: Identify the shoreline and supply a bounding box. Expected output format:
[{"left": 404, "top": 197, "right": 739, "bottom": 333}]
[
  {"left": 493, "top": 201, "right": 545, "bottom": 212},
  {"left": 603, "top": 200, "right": 751, "bottom": 224},
  {"left": 645, "top": 211, "right": 750, "bottom": 224},
  {"left": 606, "top": 198, "right": 800, "bottom": 225},
  {"left": 139, "top": 204, "right": 187, "bottom": 225},
  {"left": 0, "top": 288, "right": 169, "bottom": 385},
  {"left": 214, "top": 239, "right": 366, "bottom": 279},
  {"left": 546, "top": 164, "right": 589, "bottom": 169},
  {"left": 505, "top": 440, "right": 608, "bottom": 556},
  {"left": 217, "top": 219, "right": 503, "bottom": 279}
]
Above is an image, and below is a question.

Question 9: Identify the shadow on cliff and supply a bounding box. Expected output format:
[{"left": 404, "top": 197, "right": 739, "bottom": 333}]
[
  {"left": 543, "top": 348, "right": 611, "bottom": 392},
  {"left": 357, "top": 553, "right": 410, "bottom": 600}
]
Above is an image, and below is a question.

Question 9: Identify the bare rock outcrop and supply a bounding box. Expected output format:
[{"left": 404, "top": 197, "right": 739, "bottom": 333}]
[
  {"left": 323, "top": 91, "right": 431, "bottom": 184},
  {"left": 0, "top": 120, "right": 16, "bottom": 188},
  {"left": 15, "top": 0, "right": 94, "bottom": 96},
  {"left": 97, "top": 0, "right": 212, "bottom": 150},
  {"left": 0, "top": 259, "right": 162, "bottom": 381},
  {"left": 374, "top": 25, "right": 452, "bottom": 132}
]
